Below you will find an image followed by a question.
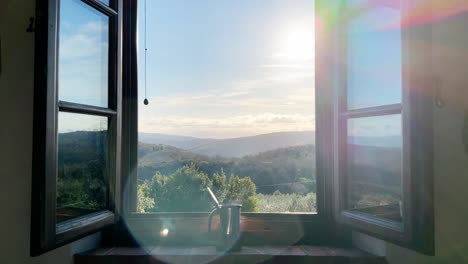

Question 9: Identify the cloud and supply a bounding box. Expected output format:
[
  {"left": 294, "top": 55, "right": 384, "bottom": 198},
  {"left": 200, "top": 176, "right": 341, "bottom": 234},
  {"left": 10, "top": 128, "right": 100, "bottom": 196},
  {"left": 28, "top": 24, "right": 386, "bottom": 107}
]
[
  {"left": 138, "top": 67, "right": 316, "bottom": 138},
  {"left": 139, "top": 113, "right": 315, "bottom": 138},
  {"left": 136, "top": 22, "right": 316, "bottom": 138},
  {"left": 60, "top": 21, "right": 108, "bottom": 60},
  {"left": 58, "top": 113, "right": 107, "bottom": 133},
  {"left": 141, "top": 85, "right": 315, "bottom": 115},
  {"left": 58, "top": 20, "right": 109, "bottom": 105},
  {"left": 80, "top": 21, "right": 108, "bottom": 34},
  {"left": 257, "top": 64, "right": 315, "bottom": 70},
  {"left": 348, "top": 115, "right": 402, "bottom": 138}
]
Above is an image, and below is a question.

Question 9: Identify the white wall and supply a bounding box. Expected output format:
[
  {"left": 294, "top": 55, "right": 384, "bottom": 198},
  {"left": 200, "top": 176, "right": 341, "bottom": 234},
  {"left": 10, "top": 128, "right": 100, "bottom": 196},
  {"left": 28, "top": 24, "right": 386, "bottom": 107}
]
[{"left": 0, "top": 0, "right": 99, "bottom": 263}]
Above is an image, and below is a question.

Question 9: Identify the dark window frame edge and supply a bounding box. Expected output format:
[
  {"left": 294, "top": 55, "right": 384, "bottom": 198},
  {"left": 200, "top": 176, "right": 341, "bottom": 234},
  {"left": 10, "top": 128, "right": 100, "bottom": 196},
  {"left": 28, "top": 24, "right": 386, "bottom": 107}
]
[{"left": 30, "top": 0, "right": 123, "bottom": 256}]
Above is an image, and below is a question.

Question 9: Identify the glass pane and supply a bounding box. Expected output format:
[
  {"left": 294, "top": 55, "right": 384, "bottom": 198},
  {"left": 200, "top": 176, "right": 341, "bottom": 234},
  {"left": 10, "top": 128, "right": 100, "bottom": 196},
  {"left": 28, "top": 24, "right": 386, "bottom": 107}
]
[
  {"left": 347, "top": 114, "right": 403, "bottom": 222},
  {"left": 346, "top": 0, "right": 402, "bottom": 109},
  {"left": 136, "top": 0, "right": 316, "bottom": 214},
  {"left": 58, "top": 0, "right": 109, "bottom": 107},
  {"left": 99, "top": 0, "right": 110, "bottom": 6},
  {"left": 57, "top": 112, "right": 108, "bottom": 223}
]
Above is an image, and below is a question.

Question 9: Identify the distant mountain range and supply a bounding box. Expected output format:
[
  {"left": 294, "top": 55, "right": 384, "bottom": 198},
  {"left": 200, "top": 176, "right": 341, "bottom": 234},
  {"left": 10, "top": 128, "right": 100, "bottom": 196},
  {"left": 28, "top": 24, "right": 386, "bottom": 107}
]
[
  {"left": 139, "top": 131, "right": 400, "bottom": 157},
  {"left": 349, "top": 135, "right": 401, "bottom": 148},
  {"left": 138, "top": 132, "right": 214, "bottom": 150},
  {"left": 139, "top": 131, "right": 315, "bottom": 157},
  {"left": 57, "top": 130, "right": 401, "bottom": 196}
]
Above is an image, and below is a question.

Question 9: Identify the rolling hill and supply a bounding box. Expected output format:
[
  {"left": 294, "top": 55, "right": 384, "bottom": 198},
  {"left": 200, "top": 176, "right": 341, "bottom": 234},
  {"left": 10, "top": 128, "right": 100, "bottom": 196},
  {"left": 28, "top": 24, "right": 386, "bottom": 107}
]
[
  {"left": 57, "top": 130, "right": 402, "bottom": 198},
  {"left": 139, "top": 131, "right": 315, "bottom": 157},
  {"left": 138, "top": 142, "right": 316, "bottom": 194}
]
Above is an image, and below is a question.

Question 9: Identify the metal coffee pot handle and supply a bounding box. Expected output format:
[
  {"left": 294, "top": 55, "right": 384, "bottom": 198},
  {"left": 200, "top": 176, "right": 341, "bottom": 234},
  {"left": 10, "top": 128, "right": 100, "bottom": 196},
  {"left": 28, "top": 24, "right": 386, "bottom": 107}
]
[
  {"left": 207, "top": 187, "right": 221, "bottom": 232},
  {"left": 208, "top": 205, "right": 220, "bottom": 232}
]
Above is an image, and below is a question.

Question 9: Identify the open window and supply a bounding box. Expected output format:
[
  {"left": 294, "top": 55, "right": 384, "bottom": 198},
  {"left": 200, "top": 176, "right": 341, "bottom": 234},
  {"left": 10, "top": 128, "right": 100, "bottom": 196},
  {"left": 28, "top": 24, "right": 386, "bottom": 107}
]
[
  {"left": 316, "top": 0, "right": 434, "bottom": 255},
  {"left": 31, "top": 0, "right": 122, "bottom": 256},
  {"left": 118, "top": 0, "right": 334, "bottom": 249},
  {"left": 31, "top": 0, "right": 434, "bottom": 257}
]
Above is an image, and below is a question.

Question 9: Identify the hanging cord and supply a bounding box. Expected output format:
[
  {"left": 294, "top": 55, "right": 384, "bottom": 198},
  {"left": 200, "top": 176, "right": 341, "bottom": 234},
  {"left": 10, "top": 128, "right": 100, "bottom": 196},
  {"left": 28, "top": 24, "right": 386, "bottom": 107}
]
[{"left": 143, "top": 0, "right": 149, "bottom": 105}]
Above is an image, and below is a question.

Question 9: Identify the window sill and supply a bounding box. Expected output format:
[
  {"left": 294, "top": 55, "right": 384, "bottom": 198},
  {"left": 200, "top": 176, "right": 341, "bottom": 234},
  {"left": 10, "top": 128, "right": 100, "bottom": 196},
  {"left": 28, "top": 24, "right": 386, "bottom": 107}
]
[
  {"left": 112, "top": 212, "right": 328, "bottom": 246},
  {"left": 74, "top": 246, "right": 386, "bottom": 264}
]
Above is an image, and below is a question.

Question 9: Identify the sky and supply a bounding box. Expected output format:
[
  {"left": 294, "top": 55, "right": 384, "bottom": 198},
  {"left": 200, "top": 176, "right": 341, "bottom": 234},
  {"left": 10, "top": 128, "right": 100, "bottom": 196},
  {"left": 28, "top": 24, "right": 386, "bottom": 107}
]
[
  {"left": 58, "top": 0, "right": 109, "bottom": 108},
  {"left": 137, "top": 0, "right": 316, "bottom": 138},
  {"left": 56, "top": 0, "right": 404, "bottom": 141}
]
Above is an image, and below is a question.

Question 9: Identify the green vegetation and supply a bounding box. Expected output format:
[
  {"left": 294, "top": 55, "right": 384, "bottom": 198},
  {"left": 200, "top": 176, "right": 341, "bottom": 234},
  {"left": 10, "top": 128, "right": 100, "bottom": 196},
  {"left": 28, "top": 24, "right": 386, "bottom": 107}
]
[
  {"left": 137, "top": 163, "right": 319, "bottom": 213},
  {"left": 136, "top": 143, "right": 318, "bottom": 213},
  {"left": 56, "top": 131, "right": 318, "bottom": 214},
  {"left": 57, "top": 131, "right": 108, "bottom": 212},
  {"left": 257, "top": 192, "right": 316, "bottom": 212},
  {"left": 138, "top": 144, "right": 316, "bottom": 195},
  {"left": 353, "top": 191, "right": 400, "bottom": 209},
  {"left": 138, "top": 164, "right": 259, "bottom": 212},
  {"left": 137, "top": 181, "right": 155, "bottom": 213},
  {"left": 56, "top": 131, "right": 403, "bottom": 216}
]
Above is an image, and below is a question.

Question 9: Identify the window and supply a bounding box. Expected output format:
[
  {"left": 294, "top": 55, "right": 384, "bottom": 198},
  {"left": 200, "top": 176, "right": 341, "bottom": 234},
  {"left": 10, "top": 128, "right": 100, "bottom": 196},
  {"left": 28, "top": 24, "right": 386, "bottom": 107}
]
[
  {"left": 120, "top": 0, "right": 332, "bottom": 248},
  {"left": 316, "top": 0, "right": 434, "bottom": 254},
  {"left": 31, "top": 0, "right": 121, "bottom": 256},
  {"left": 31, "top": 0, "right": 434, "bottom": 257},
  {"left": 135, "top": 0, "right": 317, "bottom": 214}
]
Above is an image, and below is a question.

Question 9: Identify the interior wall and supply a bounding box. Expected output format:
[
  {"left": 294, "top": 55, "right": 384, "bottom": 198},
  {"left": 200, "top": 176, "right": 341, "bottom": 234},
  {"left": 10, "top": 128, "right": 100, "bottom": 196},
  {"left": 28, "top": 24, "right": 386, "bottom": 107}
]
[{"left": 0, "top": 0, "right": 100, "bottom": 263}]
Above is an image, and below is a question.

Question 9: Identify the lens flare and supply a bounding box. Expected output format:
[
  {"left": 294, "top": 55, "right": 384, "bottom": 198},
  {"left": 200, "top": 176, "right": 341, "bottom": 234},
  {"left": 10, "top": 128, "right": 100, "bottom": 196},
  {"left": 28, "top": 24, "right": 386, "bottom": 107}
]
[
  {"left": 317, "top": 0, "right": 468, "bottom": 31},
  {"left": 160, "top": 228, "right": 169, "bottom": 237}
]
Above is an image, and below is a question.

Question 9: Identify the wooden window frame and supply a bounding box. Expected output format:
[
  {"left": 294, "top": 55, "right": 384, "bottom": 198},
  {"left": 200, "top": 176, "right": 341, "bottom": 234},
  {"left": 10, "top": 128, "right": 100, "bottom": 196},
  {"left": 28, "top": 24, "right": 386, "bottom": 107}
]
[
  {"left": 319, "top": 0, "right": 435, "bottom": 255},
  {"left": 31, "top": 0, "right": 123, "bottom": 256},
  {"left": 112, "top": 0, "right": 345, "bottom": 248}
]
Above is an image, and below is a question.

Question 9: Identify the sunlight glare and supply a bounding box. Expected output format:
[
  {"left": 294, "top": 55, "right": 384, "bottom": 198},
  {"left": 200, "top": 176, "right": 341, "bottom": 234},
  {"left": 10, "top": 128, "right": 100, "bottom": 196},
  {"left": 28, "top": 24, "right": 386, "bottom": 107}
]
[{"left": 280, "top": 26, "right": 315, "bottom": 60}]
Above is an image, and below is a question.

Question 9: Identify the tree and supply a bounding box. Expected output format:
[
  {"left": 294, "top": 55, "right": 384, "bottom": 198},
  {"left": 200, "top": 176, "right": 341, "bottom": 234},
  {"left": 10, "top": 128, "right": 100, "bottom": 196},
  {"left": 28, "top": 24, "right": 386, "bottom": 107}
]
[
  {"left": 225, "top": 175, "right": 258, "bottom": 212},
  {"left": 140, "top": 164, "right": 259, "bottom": 212},
  {"left": 211, "top": 169, "right": 259, "bottom": 212},
  {"left": 137, "top": 182, "right": 155, "bottom": 213},
  {"left": 149, "top": 164, "right": 213, "bottom": 212}
]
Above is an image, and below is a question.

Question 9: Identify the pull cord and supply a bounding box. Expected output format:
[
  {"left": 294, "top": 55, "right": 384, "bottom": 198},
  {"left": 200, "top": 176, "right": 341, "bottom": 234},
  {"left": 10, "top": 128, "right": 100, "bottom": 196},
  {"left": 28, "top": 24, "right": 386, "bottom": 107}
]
[{"left": 143, "top": 0, "right": 149, "bottom": 105}]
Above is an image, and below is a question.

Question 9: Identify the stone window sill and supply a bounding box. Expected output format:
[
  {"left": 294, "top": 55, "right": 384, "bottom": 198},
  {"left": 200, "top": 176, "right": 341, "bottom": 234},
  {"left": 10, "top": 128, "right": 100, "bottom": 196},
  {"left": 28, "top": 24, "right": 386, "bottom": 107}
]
[{"left": 75, "top": 246, "right": 387, "bottom": 264}]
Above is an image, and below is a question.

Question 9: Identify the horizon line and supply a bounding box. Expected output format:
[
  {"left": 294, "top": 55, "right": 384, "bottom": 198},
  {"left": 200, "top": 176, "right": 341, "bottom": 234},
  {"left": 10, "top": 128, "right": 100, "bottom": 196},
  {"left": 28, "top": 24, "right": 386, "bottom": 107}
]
[{"left": 137, "top": 130, "right": 316, "bottom": 140}]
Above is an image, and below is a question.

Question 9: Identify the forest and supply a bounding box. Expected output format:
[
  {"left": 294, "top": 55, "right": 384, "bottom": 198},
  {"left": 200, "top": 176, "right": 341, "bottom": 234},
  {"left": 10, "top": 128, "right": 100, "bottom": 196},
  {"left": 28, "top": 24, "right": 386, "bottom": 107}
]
[
  {"left": 56, "top": 131, "right": 402, "bottom": 216},
  {"left": 137, "top": 143, "right": 317, "bottom": 212}
]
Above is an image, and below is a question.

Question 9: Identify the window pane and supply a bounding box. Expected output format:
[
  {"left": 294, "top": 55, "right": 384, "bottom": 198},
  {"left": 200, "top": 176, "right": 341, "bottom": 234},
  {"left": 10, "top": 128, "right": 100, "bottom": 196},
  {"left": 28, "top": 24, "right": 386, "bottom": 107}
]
[
  {"left": 136, "top": 0, "right": 316, "bottom": 214},
  {"left": 57, "top": 112, "right": 108, "bottom": 223},
  {"left": 347, "top": 114, "right": 402, "bottom": 222},
  {"left": 58, "top": 0, "right": 109, "bottom": 107},
  {"left": 99, "top": 0, "right": 110, "bottom": 6},
  {"left": 346, "top": 1, "right": 402, "bottom": 109}
]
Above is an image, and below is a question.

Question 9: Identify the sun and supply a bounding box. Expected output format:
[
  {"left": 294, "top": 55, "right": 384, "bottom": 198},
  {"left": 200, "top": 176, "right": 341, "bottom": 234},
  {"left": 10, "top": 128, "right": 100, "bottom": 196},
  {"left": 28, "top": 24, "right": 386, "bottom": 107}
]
[{"left": 279, "top": 26, "right": 315, "bottom": 61}]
